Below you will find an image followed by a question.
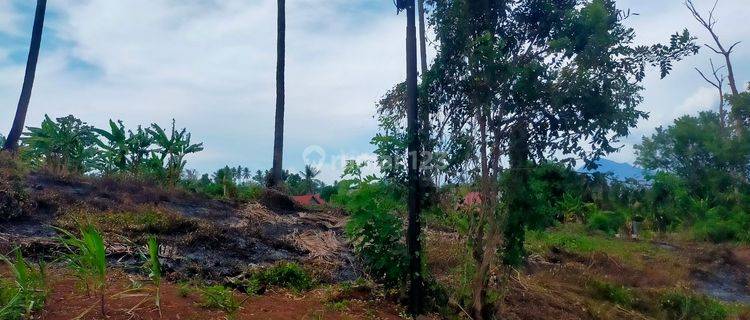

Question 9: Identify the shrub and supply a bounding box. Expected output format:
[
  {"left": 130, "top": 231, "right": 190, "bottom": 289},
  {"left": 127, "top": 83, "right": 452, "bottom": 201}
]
[
  {"left": 660, "top": 291, "right": 728, "bottom": 320},
  {"left": 586, "top": 209, "right": 626, "bottom": 235},
  {"left": 339, "top": 182, "right": 408, "bottom": 287},
  {"left": 692, "top": 206, "right": 749, "bottom": 243},
  {"left": 0, "top": 154, "right": 32, "bottom": 221}
]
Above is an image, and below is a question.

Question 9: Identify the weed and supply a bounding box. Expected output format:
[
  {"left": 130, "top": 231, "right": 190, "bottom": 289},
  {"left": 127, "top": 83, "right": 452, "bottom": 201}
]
[
  {"left": 55, "top": 224, "right": 108, "bottom": 317},
  {"left": 199, "top": 285, "right": 243, "bottom": 316},
  {"left": 660, "top": 290, "right": 728, "bottom": 320},
  {"left": 0, "top": 250, "right": 47, "bottom": 319},
  {"left": 249, "top": 262, "right": 314, "bottom": 293},
  {"left": 178, "top": 282, "right": 192, "bottom": 298},
  {"left": 588, "top": 279, "right": 634, "bottom": 307}
]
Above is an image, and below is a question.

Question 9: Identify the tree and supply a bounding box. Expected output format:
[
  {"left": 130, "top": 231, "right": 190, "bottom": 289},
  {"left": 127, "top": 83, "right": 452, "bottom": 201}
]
[
  {"left": 636, "top": 111, "right": 750, "bottom": 196},
  {"left": 4, "top": 0, "right": 47, "bottom": 152},
  {"left": 300, "top": 164, "right": 321, "bottom": 194},
  {"left": 394, "top": 0, "right": 425, "bottom": 315},
  {"left": 686, "top": 0, "right": 743, "bottom": 134},
  {"left": 270, "top": 0, "right": 286, "bottom": 189},
  {"left": 422, "top": 0, "right": 697, "bottom": 317}
]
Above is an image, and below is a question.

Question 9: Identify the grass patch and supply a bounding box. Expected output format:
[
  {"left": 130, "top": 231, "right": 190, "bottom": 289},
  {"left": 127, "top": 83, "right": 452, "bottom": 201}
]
[
  {"left": 0, "top": 251, "right": 47, "bottom": 319},
  {"left": 246, "top": 262, "right": 315, "bottom": 293},
  {"left": 199, "top": 285, "right": 243, "bottom": 315},
  {"left": 660, "top": 290, "right": 728, "bottom": 320},
  {"left": 58, "top": 207, "right": 197, "bottom": 237},
  {"left": 526, "top": 224, "right": 667, "bottom": 266},
  {"left": 587, "top": 279, "right": 635, "bottom": 307}
]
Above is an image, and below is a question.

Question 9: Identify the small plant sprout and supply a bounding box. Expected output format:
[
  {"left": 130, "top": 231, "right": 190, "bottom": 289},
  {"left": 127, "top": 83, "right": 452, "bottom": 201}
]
[
  {"left": 147, "top": 235, "right": 163, "bottom": 317},
  {"left": 55, "top": 224, "right": 108, "bottom": 318}
]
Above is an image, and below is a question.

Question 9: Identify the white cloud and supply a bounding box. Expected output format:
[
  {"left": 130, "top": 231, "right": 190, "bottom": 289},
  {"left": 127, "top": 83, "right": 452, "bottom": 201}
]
[{"left": 1, "top": 0, "right": 408, "bottom": 180}]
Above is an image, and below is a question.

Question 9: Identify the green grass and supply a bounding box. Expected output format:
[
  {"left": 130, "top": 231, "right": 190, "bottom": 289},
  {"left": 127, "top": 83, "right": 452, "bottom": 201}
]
[
  {"left": 660, "top": 290, "right": 728, "bottom": 320},
  {"left": 0, "top": 250, "right": 47, "bottom": 320},
  {"left": 247, "top": 262, "right": 314, "bottom": 293},
  {"left": 526, "top": 224, "right": 667, "bottom": 266},
  {"left": 199, "top": 285, "right": 243, "bottom": 316},
  {"left": 587, "top": 279, "right": 635, "bottom": 307}
]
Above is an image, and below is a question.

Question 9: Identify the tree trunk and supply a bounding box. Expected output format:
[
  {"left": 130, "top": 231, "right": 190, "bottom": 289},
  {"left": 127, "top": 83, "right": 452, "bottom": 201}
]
[
  {"left": 405, "top": 0, "right": 424, "bottom": 316},
  {"left": 417, "top": 0, "right": 428, "bottom": 75},
  {"left": 3, "top": 0, "right": 47, "bottom": 152},
  {"left": 270, "top": 0, "right": 286, "bottom": 189}
]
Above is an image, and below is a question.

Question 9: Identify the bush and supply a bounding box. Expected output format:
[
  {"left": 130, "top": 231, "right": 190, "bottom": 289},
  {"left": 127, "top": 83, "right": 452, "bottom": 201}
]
[
  {"left": 660, "top": 291, "right": 728, "bottom": 320},
  {"left": 0, "top": 154, "right": 32, "bottom": 221},
  {"left": 692, "top": 206, "right": 749, "bottom": 243},
  {"left": 337, "top": 181, "right": 407, "bottom": 287},
  {"left": 586, "top": 209, "right": 626, "bottom": 235}
]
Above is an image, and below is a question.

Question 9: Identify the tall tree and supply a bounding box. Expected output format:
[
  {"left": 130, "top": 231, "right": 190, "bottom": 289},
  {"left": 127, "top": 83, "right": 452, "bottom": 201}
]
[
  {"left": 270, "top": 0, "right": 286, "bottom": 189},
  {"left": 422, "top": 0, "right": 697, "bottom": 317},
  {"left": 4, "top": 0, "right": 47, "bottom": 152},
  {"left": 396, "top": 0, "right": 424, "bottom": 315},
  {"left": 417, "top": 0, "right": 428, "bottom": 75}
]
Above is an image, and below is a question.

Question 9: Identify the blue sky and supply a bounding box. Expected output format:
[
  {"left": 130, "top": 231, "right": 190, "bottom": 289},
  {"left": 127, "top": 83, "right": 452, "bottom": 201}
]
[{"left": 1, "top": 0, "right": 749, "bottom": 182}]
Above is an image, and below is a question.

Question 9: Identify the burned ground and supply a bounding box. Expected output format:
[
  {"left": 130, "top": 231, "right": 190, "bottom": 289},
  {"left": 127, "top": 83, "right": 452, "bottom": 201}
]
[{"left": 0, "top": 171, "right": 359, "bottom": 284}]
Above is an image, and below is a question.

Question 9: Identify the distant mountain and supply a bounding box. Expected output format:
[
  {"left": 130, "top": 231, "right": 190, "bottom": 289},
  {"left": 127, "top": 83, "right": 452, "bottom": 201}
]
[{"left": 578, "top": 159, "right": 645, "bottom": 181}]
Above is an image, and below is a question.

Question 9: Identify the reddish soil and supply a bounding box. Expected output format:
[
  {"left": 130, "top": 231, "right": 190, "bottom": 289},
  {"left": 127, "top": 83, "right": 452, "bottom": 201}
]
[{"left": 38, "top": 269, "right": 405, "bottom": 320}]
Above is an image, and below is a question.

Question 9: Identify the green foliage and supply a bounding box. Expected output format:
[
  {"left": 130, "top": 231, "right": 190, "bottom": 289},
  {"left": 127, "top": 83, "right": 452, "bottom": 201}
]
[
  {"left": 660, "top": 291, "right": 728, "bottom": 320},
  {"left": 21, "top": 115, "right": 97, "bottom": 173},
  {"left": 55, "top": 224, "right": 108, "bottom": 315},
  {"left": 692, "top": 206, "right": 750, "bottom": 243},
  {"left": 636, "top": 111, "right": 748, "bottom": 198},
  {"left": 334, "top": 168, "right": 407, "bottom": 286},
  {"left": 199, "top": 285, "right": 242, "bottom": 315},
  {"left": 249, "top": 262, "right": 314, "bottom": 292},
  {"left": 146, "top": 236, "right": 162, "bottom": 312},
  {"left": 0, "top": 250, "right": 47, "bottom": 319},
  {"left": 588, "top": 279, "right": 634, "bottom": 307},
  {"left": 585, "top": 209, "right": 626, "bottom": 236},
  {"left": 0, "top": 133, "right": 5, "bottom": 147}
]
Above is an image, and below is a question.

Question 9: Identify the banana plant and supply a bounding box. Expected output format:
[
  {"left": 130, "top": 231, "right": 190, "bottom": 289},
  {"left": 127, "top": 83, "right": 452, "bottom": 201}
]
[
  {"left": 21, "top": 115, "right": 97, "bottom": 173},
  {"left": 92, "top": 120, "right": 129, "bottom": 173},
  {"left": 148, "top": 120, "right": 203, "bottom": 184}
]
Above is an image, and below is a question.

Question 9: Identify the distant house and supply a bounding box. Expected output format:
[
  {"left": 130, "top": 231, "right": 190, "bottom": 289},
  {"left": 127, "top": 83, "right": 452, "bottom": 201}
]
[{"left": 292, "top": 194, "right": 327, "bottom": 207}]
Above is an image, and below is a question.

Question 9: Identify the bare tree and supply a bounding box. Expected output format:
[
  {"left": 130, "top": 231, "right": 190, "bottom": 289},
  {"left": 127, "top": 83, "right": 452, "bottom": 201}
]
[
  {"left": 4, "top": 0, "right": 47, "bottom": 151},
  {"left": 695, "top": 59, "right": 727, "bottom": 129},
  {"left": 417, "top": 0, "right": 428, "bottom": 75},
  {"left": 686, "top": 0, "right": 741, "bottom": 95},
  {"left": 686, "top": 0, "right": 743, "bottom": 134}
]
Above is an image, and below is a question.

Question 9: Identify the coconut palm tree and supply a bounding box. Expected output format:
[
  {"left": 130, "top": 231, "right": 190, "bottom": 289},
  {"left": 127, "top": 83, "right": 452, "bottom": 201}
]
[
  {"left": 4, "top": 0, "right": 47, "bottom": 151},
  {"left": 300, "top": 165, "right": 320, "bottom": 194},
  {"left": 270, "top": 0, "right": 286, "bottom": 189}
]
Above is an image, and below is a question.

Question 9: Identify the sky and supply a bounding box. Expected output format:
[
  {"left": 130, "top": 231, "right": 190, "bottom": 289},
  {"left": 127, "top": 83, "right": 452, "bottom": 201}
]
[{"left": 1, "top": 0, "right": 749, "bottom": 183}]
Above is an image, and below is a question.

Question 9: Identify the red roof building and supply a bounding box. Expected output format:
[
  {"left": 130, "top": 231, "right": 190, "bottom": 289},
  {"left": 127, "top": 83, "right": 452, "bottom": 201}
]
[{"left": 292, "top": 194, "right": 327, "bottom": 207}]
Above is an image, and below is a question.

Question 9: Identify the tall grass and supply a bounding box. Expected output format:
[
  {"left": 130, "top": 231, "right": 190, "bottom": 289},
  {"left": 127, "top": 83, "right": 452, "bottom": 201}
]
[{"left": 56, "top": 224, "right": 108, "bottom": 317}]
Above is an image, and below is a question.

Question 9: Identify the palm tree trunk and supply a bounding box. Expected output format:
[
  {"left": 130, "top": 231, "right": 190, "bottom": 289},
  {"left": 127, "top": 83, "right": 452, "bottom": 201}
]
[
  {"left": 404, "top": 0, "right": 424, "bottom": 315},
  {"left": 417, "top": 0, "right": 428, "bottom": 75},
  {"left": 3, "top": 0, "right": 47, "bottom": 152},
  {"left": 270, "top": 0, "right": 286, "bottom": 188}
]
